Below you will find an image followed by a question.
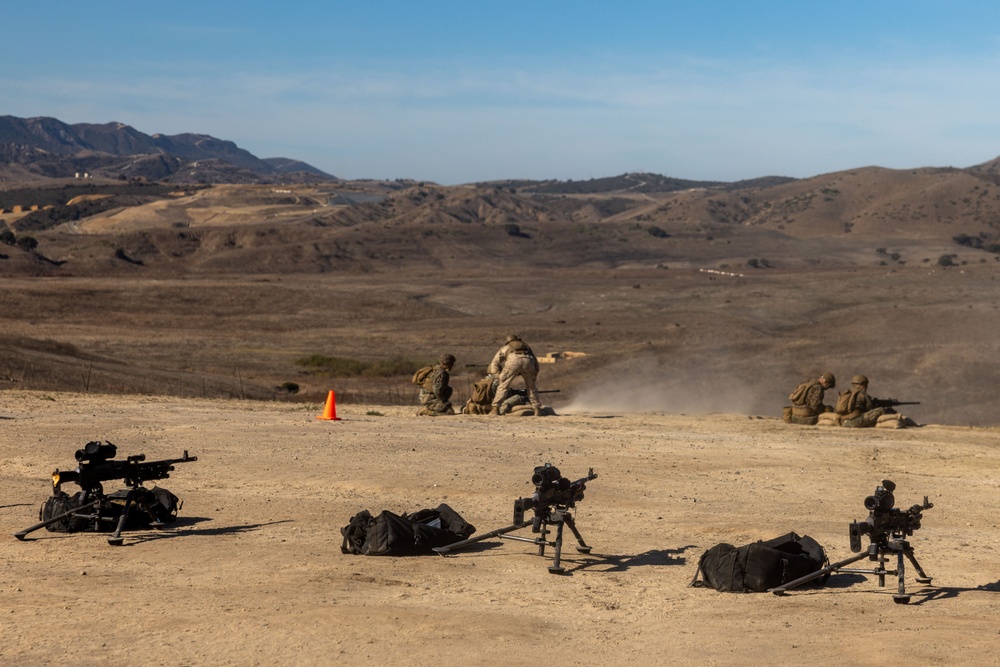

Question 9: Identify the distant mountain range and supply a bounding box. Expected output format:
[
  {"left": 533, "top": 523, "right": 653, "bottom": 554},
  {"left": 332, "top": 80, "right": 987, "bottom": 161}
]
[{"left": 0, "top": 115, "right": 335, "bottom": 184}]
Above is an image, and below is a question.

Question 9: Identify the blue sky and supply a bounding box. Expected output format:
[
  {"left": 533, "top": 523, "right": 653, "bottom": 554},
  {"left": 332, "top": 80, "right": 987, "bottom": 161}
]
[{"left": 3, "top": 1, "right": 1000, "bottom": 184}]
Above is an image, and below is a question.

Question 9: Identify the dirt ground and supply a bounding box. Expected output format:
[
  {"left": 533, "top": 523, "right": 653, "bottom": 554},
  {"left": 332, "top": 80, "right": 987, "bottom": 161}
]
[{"left": 2, "top": 390, "right": 998, "bottom": 666}]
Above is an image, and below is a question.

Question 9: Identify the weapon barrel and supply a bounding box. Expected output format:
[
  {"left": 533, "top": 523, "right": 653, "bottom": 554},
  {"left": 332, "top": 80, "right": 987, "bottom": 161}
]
[
  {"left": 149, "top": 451, "right": 198, "bottom": 466},
  {"left": 570, "top": 469, "right": 598, "bottom": 488},
  {"left": 537, "top": 389, "right": 561, "bottom": 394}
]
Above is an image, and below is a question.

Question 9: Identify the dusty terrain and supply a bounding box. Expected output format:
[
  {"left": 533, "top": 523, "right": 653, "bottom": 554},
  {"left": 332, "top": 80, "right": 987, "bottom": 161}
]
[{"left": 1, "top": 391, "right": 998, "bottom": 666}]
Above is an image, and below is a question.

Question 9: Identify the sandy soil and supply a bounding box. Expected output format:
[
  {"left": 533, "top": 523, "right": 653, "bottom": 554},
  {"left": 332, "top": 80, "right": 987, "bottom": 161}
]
[{"left": 2, "top": 390, "right": 999, "bottom": 666}]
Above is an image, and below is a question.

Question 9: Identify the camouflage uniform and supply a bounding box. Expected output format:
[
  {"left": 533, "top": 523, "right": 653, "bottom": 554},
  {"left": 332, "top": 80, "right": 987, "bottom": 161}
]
[
  {"left": 787, "top": 372, "right": 835, "bottom": 425},
  {"left": 418, "top": 357, "right": 455, "bottom": 416},
  {"left": 489, "top": 335, "right": 542, "bottom": 414},
  {"left": 836, "top": 376, "right": 887, "bottom": 428}
]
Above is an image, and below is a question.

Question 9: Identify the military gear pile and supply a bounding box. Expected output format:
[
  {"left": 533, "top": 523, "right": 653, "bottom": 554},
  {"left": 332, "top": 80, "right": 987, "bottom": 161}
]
[{"left": 40, "top": 486, "right": 181, "bottom": 533}]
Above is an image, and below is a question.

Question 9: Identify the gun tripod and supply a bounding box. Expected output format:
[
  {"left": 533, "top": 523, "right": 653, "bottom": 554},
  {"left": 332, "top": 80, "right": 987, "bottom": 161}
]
[
  {"left": 769, "top": 538, "right": 933, "bottom": 604},
  {"left": 433, "top": 506, "right": 592, "bottom": 574}
]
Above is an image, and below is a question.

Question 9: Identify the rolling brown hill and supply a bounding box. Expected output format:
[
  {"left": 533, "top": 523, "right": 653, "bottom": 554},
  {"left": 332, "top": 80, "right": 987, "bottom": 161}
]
[
  {"left": 2, "top": 165, "right": 1000, "bottom": 426},
  {"left": 5, "top": 165, "right": 999, "bottom": 276}
]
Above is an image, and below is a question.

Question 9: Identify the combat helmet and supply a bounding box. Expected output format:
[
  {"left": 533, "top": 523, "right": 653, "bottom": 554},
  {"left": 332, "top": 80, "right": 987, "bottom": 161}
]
[
  {"left": 503, "top": 333, "right": 520, "bottom": 344},
  {"left": 440, "top": 353, "right": 456, "bottom": 366},
  {"left": 851, "top": 374, "right": 869, "bottom": 386},
  {"left": 820, "top": 372, "right": 836, "bottom": 388}
]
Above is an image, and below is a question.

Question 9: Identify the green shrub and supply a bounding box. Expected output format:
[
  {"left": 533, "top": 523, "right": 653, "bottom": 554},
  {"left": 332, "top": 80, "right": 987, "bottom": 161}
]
[
  {"left": 15, "top": 236, "right": 38, "bottom": 251},
  {"left": 953, "top": 234, "right": 983, "bottom": 249},
  {"left": 295, "top": 355, "right": 368, "bottom": 377},
  {"left": 364, "top": 357, "right": 423, "bottom": 377}
]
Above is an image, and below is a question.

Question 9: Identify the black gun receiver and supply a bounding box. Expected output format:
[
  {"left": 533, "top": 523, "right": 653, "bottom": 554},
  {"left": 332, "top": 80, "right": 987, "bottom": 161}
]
[
  {"left": 512, "top": 463, "right": 596, "bottom": 529},
  {"left": 52, "top": 441, "right": 197, "bottom": 495},
  {"left": 849, "top": 479, "right": 932, "bottom": 552}
]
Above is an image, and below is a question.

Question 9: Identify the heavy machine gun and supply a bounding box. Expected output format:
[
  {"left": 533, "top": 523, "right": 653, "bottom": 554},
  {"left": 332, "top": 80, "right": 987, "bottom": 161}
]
[
  {"left": 14, "top": 441, "right": 198, "bottom": 546},
  {"left": 770, "top": 480, "right": 934, "bottom": 603},
  {"left": 434, "top": 463, "right": 597, "bottom": 574}
]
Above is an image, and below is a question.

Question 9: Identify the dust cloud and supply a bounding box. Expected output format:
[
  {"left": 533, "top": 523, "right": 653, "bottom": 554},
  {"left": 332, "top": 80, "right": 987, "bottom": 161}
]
[{"left": 557, "top": 354, "right": 761, "bottom": 415}]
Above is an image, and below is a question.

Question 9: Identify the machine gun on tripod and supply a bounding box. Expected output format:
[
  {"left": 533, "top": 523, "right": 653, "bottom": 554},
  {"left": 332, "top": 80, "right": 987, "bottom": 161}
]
[
  {"left": 769, "top": 479, "right": 933, "bottom": 603},
  {"left": 433, "top": 464, "right": 597, "bottom": 574},
  {"left": 14, "top": 441, "right": 198, "bottom": 546}
]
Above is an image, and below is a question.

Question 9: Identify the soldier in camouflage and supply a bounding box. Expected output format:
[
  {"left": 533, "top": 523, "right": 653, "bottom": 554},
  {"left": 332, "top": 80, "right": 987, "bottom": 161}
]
[
  {"left": 835, "top": 374, "right": 889, "bottom": 428},
  {"left": 488, "top": 334, "right": 542, "bottom": 416},
  {"left": 417, "top": 354, "right": 456, "bottom": 416},
  {"left": 787, "top": 372, "right": 836, "bottom": 425}
]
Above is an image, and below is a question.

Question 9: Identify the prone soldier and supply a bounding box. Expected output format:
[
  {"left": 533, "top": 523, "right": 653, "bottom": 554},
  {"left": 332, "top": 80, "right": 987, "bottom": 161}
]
[{"left": 835, "top": 375, "right": 919, "bottom": 428}]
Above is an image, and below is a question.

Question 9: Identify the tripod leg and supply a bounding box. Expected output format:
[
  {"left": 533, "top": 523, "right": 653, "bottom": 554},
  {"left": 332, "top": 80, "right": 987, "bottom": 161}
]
[
  {"left": 13, "top": 500, "right": 101, "bottom": 540},
  {"left": 875, "top": 552, "right": 888, "bottom": 587},
  {"left": 108, "top": 492, "right": 135, "bottom": 546},
  {"left": 770, "top": 551, "right": 870, "bottom": 595},
  {"left": 904, "top": 547, "right": 933, "bottom": 584},
  {"left": 564, "top": 514, "right": 591, "bottom": 554},
  {"left": 893, "top": 549, "right": 910, "bottom": 604},
  {"left": 432, "top": 523, "right": 524, "bottom": 555},
  {"left": 536, "top": 521, "right": 549, "bottom": 557},
  {"left": 548, "top": 520, "right": 566, "bottom": 575}
]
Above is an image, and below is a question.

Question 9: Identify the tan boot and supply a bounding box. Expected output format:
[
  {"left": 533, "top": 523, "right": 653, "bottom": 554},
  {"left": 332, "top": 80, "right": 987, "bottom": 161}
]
[
  {"left": 489, "top": 406, "right": 500, "bottom": 416},
  {"left": 533, "top": 407, "right": 543, "bottom": 416}
]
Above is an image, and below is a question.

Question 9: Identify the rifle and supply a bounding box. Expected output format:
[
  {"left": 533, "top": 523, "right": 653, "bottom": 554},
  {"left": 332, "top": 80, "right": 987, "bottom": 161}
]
[
  {"left": 14, "top": 441, "right": 197, "bottom": 546},
  {"left": 873, "top": 398, "right": 920, "bottom": 409}
]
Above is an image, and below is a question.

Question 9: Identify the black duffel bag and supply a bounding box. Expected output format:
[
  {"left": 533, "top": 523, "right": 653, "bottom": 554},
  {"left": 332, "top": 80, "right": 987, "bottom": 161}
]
[
  {"left": 340, "top": 503, "right": 475, "bottom": 556},
  {"left": 691, "top": 532, "right": 828, "bottom": 592}
]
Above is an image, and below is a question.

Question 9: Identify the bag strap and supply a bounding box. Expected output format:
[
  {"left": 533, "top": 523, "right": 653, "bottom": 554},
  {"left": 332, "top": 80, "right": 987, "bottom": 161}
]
[{"left": 689, "top": 553, "right": 708, "bottom": 587}]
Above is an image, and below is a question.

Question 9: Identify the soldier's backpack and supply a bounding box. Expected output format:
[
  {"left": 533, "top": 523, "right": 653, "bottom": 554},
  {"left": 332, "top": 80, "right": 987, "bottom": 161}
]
[
  {"left": 470, "top": 376, "right": 495, "bottom": 404},
  {"left": 509, "top": 339, "right": 530, "bottom": 353},
  {"left": 691, "top": 532, "right": 828, "bottom": 592},
  {"left": 411, "top": 366, "right": 435, "bottom": 387},
  {"left": 788, "top": 381, "right": 812, "bottom": 404},
  {"left": 835, "top": 389, "right": 853, "bottom": 415},
  {"left": 340, "top": 503, "right": 476, "bottom": 556}
]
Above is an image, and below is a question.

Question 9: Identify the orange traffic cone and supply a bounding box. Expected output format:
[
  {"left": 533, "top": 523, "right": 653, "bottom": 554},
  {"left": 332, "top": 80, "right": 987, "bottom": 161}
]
[{"left": 316, "top": 390, "right": 341, "bottom": 421}]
